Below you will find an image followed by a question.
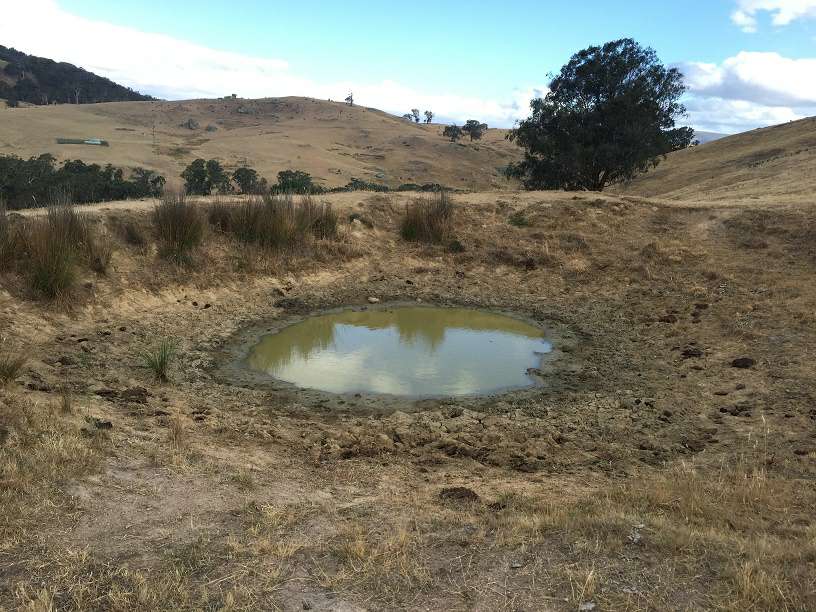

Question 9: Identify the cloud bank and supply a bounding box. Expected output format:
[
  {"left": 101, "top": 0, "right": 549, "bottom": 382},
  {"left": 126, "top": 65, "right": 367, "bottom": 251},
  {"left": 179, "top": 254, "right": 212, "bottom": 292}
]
[{"left": 677, "top": 51, "right": 816, "bottom": 132}]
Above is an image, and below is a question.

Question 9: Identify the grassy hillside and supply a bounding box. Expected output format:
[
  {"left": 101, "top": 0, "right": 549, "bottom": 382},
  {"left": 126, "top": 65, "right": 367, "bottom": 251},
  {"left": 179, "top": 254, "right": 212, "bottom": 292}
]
[
  {"left": 0, "top": 45, "right": 153, "bottom": 106},
  {"left": 624, "top": 116, "right": 816, "bottom": 202},
  {"left": 0, "top": 96, "right": 519, "bottom": 190}
]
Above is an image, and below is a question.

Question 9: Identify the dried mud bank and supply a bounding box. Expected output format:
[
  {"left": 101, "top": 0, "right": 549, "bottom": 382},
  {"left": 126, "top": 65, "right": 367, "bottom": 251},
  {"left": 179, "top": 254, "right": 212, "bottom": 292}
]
[{"left": 1, "top": 191, "right": 815, "bottom": 610}]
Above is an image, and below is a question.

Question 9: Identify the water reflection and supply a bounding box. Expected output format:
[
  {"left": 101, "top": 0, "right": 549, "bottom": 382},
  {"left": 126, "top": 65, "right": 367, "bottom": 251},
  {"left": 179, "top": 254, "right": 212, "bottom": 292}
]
[{"left": 246, "top": 307, "right": 552, "bottom": 396}]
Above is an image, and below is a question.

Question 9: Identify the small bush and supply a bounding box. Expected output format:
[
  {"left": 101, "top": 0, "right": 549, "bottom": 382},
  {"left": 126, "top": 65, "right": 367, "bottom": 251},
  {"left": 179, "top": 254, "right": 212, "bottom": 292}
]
[
  {"left": 141, "top": 338, "right": 177, "bottom": 382},
  {"left": 0, "top": 351, "right": 26, "bottom": 387},
  {"left": 152, "top": 192, "right": 204, "bottom": 264},
  {"left": 400, "top": 192, "right": 454, "bottom": 243}
]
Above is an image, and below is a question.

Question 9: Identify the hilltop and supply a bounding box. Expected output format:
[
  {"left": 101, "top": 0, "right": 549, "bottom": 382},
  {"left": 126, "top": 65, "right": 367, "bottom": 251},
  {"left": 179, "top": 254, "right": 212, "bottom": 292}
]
[
  {"left": 623, "top": 116, "right": 816, "bottom": 202},
  {"left": 0, "top": 45, "right": 152, "bottom": 106},
  {"left": 0, "top": 96, "right": 519, "bottom": 190}
]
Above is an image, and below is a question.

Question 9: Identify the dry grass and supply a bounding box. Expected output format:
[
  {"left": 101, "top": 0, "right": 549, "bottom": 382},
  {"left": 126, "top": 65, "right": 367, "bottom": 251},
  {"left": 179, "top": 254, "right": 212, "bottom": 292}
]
[
  {"left": 22, "top": 206, "right": 93, "bottom": 299},
  {"left": 220, "top": 193, "right": 337, "bottom": 251},
  {"left": 115, "top": 218, "right": 148, "bottom": 247},
  {"left": 153, "top": 192, "right": 205, "bottom": 265},
  {"left": 0, "top": 350, "right": 26, "bottom": 387},
  {"left": 2, "top": 204, "right": 113, "bottom": 299},
  {"left": 0, "top": 199, "right": 12, "bottom": 269},
  {"left": 167, "top": 411, "right": 186, "bottom": 449},
  {"left": 86, "top": 230, "right": 114, "bottom": 274},
  {"left": 400, "top": 192, "right": 454, "bottom": 243}
]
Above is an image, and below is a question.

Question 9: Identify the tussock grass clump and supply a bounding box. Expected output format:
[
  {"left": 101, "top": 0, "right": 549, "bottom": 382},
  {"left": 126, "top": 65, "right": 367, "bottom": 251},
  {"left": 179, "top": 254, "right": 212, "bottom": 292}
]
[
  {"left": 141, "top": 338, "right": 178, "bottom": 382},
  {"left": 226, "top": 194, "right": 337, "bottom": 250},
  {"left": 24, "top": 206, "right": 91, "bottom": 298},
  {"left": 400, "top": 192, "right": 454, "bottom": 243},
  {"left": 0, "top": 351, "right": 26, "bottom": 387},
  {"left": 152, "top": 192, "right": 204, "bottom": 264}
]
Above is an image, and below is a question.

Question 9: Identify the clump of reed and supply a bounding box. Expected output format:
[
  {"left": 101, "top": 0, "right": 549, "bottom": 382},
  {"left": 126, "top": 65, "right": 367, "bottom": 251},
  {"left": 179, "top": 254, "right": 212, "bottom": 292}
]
[
  {"left": 152, "top": 192, "right": 205, "bottom": 265},
  {"left": 400, "top": 192, "right": 454, "bottom": 243},
  {"left": 211, "top": 194, "right": 337, "bottom": 251}
]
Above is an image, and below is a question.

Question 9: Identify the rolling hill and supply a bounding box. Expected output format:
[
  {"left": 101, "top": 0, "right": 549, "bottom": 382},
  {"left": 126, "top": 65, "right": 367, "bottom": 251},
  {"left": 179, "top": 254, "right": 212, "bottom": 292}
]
[
  {"left": 624, "top": 116, "right": 816, "bottom": 202},
  {"left": 0, "top": 45, "right": 153, "bottom": 106},
  {"left": 0, "top": 96, "right": 519, "bottom": 190}
]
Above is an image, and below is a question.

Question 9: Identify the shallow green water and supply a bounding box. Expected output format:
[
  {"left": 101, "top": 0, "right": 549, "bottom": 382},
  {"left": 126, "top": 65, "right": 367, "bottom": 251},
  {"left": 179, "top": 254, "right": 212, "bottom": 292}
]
[{"left": 246, "top": 307, "right": 552, "bottom": 397}]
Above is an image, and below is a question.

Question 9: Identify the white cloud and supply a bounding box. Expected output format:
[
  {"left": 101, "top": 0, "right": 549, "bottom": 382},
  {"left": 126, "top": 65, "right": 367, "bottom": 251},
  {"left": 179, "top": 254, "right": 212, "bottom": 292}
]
[
  {"left": 731, "top": 0, "right": 816, "bottom": 31},
  {"left": 683, "top": 97, "right": 805, "bottom": 133},
  {"left": 676, "top": 51, "right": 816, "bottom": 133},
  {"left": 680, "top": 52, "right": 816, "bottom": 107},
  {"left": 0, "top": 0, "right": 544, "bottom": 127}
]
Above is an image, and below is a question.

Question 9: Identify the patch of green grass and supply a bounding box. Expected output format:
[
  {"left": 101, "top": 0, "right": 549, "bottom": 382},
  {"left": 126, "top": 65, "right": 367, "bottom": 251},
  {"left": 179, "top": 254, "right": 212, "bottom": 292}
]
[{"left": 141, "top": 338, "right": 178, "bottom": 383}]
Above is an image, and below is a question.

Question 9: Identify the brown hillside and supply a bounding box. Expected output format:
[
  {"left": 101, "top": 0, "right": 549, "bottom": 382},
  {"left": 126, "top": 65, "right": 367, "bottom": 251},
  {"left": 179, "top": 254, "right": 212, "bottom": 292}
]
[
  {"left": 0, "top": 96, "right": 520, "bottom": 190},
  {"left": 624, "top": 116, "right": 816, "bottom": 202}
]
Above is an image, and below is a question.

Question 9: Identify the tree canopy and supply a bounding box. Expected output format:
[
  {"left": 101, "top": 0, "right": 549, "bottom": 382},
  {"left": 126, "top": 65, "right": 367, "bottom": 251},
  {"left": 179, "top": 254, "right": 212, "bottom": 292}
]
[
  {"left": 443, "top": 125, "right": 463, "bottom": 142},
  {"left": 0, "top": 154, "right": 164, "bottom": 209},
  {"left": 232, "top": 167, "right": 266, "bottom": 194},
  {"left": 507, "top": 39, "right": 693, "bottom": 191},
  {"left": 274, "top": 170, "right": 319, "bottom": 194},
  {"left": 462, "top": 120, "right": 488, "bottom": 141}
]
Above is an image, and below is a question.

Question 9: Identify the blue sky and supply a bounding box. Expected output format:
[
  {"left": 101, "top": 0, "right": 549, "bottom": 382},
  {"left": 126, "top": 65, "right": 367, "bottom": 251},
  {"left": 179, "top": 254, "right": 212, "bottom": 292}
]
[{"left": 2, "top": 0, "right": 815, "bottom": 132}]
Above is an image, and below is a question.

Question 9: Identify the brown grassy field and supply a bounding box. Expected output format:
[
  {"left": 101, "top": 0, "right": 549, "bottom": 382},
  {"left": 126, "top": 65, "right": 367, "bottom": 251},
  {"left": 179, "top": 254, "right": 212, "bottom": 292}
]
[
  {"left": 0, "top": 97, "right": 518, "bottom": 191},
  {"left": 621, "top": 116, "right": 816, "bottom": 203},
  {"left": 1, "top": 179, "right": 815, "bottom": 609}
]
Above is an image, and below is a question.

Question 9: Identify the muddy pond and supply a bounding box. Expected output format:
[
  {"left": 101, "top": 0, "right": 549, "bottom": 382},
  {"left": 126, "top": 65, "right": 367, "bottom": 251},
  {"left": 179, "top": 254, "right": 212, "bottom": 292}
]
[{"left": 245, "top": 306, "right": 553, "bottom": 397}]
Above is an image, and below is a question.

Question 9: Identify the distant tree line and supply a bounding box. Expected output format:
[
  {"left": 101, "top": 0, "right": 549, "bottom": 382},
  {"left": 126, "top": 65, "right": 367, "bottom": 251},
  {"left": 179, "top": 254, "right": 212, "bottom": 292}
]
[
  {"left": 0, "top": 154, "right": 165, "bottom": 209},
  {"left": 0, "top": 45, "right": 153, "bottom": 107},
  {"left": 181, "top": 159, "right": 450, "bottom": 195},
  {"left": 402, "top": 109, "right": 435, "bottom": 124}
]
